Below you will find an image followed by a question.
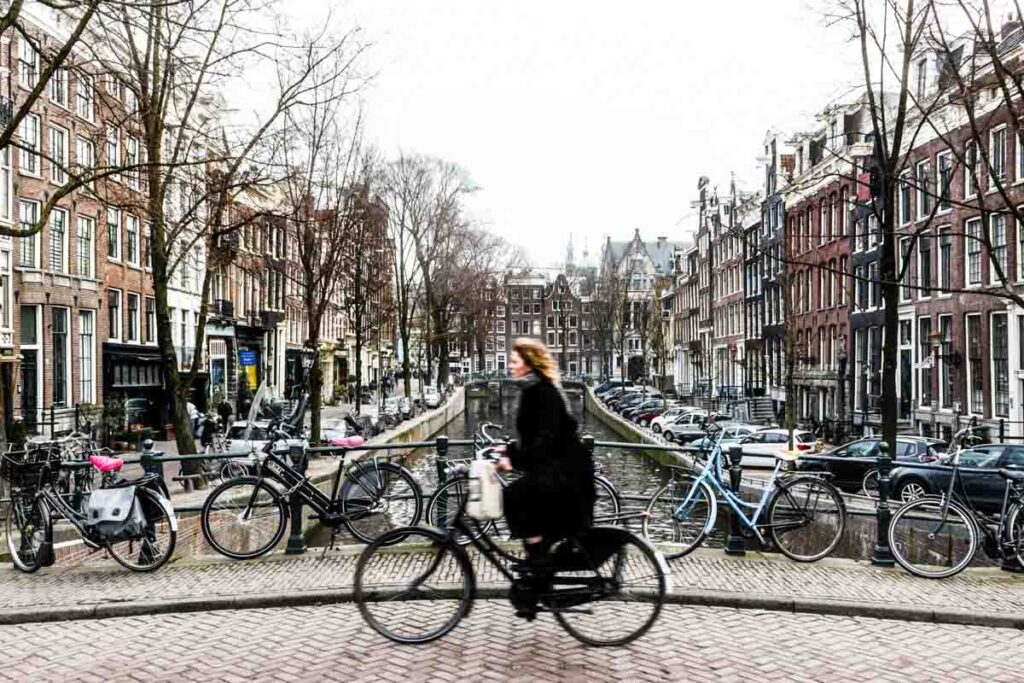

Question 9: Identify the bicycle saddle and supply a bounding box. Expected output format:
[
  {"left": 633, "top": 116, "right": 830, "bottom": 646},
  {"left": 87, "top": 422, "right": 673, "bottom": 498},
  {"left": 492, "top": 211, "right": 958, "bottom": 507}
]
[
  {"left": 89, "top": 454, "right": 124, "bottom": 473},
  {"left": 998, "top": 468, "right": 1024, "bottom": 481},
  {"left": 329, "top": 435, "right": 365, "bottom": 449}
]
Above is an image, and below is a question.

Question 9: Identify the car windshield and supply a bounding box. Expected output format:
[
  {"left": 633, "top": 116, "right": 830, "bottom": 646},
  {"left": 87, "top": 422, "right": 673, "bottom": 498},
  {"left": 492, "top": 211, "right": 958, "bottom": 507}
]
[{"left": 958, "top": 448, "right": 1002, "bottom": 468}]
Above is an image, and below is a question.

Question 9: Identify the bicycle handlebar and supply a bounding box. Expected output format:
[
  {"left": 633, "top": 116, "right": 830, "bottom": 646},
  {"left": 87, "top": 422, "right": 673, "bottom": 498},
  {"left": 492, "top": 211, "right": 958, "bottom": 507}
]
[{"left": 479, "top": 422, "right": 505, "bottom": 444}]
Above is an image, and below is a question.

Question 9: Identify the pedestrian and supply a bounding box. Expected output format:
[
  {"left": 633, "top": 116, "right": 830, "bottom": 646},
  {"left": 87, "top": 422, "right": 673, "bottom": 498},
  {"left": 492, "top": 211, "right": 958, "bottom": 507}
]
[{"left": 494, "top": 337, "right": 594, "bottom": 620}]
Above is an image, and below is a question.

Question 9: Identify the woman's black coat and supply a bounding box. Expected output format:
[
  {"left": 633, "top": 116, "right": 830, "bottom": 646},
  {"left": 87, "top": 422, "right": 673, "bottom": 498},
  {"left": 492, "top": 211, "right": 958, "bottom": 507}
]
[{"left": 503, "top": 376, "right": 594, "bottom": 540}]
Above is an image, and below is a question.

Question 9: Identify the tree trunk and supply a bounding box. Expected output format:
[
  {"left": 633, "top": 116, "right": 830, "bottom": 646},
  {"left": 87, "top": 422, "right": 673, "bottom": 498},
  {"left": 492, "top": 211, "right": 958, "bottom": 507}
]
[{"left": 880, "top": 184, "right": 899, "bottom": 452}]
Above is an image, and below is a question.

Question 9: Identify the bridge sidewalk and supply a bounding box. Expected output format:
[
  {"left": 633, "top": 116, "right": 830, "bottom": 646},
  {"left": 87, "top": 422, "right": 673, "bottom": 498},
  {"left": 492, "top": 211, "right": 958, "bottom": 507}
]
[{"left": 1, "top": 546, "right": 1022, "bottom": 628}]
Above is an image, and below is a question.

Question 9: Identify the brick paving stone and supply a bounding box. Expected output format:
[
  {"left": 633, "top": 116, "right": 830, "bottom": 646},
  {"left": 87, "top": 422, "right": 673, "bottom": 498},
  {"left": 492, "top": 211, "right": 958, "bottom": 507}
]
[{"left": 0, "top": 602, "right": 1020, "bottom": 681}]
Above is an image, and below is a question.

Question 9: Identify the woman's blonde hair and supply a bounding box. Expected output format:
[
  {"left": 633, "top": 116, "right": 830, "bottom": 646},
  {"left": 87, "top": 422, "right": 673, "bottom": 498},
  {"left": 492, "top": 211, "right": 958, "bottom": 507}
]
[{"left": 513, "top": 337, "right": 560, "bottom": 384}]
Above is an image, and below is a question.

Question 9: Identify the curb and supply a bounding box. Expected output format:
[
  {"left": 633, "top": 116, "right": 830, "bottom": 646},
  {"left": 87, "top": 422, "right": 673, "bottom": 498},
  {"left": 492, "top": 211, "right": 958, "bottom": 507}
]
[{"left": 2, "top": 585, "right": 1022, "bottom": 630}]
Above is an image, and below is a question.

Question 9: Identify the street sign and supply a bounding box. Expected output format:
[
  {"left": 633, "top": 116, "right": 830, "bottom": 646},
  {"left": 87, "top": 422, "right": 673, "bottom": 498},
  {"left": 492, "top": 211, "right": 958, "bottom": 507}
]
[{"left": 238, "top": 350, "right": 257, "bottom": 366}]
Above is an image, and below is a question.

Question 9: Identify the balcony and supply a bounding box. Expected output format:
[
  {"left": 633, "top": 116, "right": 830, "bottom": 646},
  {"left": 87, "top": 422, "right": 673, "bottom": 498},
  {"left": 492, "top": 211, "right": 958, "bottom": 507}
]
[{"left": 211, "top": 299, "right": 234, "bottom": 318}]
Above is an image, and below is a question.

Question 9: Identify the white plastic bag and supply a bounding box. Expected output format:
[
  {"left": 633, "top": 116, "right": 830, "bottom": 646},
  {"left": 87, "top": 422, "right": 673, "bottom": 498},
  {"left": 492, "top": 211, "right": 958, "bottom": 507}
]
[{"left": 467, "top": 459, "right": 503, "bottom": 520}]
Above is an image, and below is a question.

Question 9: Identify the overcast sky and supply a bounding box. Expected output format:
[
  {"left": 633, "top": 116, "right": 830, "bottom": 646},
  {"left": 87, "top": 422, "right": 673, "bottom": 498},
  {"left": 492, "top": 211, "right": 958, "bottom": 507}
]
[{"left": 291, "top": 1, "right": 863, "bottom": 267}]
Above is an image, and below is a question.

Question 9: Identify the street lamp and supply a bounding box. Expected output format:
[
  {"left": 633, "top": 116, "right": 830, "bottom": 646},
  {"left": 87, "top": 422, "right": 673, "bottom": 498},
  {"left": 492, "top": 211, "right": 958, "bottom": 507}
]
[
  {"left": 836, "top": 334, "right": 847, "bottom": 444},
  {"left": 301, "top": 343, "right": 316, "bottom": 407}
]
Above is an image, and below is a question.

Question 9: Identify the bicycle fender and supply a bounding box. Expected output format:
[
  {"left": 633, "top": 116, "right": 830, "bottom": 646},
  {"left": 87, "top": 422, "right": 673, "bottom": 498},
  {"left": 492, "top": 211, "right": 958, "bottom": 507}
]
[{"left": 142, "top": 488, "right": 179, "bottom": 532}]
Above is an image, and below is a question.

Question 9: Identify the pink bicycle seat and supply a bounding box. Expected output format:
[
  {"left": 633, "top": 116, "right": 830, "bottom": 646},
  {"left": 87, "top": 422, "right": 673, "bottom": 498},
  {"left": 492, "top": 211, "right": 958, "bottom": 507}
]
[
  {"left": 329, "top": 436, "right": 365, "bottom": 449},
  {"left": 89, "top": 454, "right": 124, "bottom": 473}
]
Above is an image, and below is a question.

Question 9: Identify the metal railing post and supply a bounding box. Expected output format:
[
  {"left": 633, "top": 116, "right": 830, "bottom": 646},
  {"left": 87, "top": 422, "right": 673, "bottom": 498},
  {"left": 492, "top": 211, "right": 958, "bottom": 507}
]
[
  {"left": 725, "top": 444, "right": 746, "bottom": 556},
  {"left": 139, "top": 439, "right": 164, "bottom": 479},
  {"left": 871, "top": 441, "right": 895, "bottom": 566},
  {"left": 434, "top": 435, "right": 450, "bottom": 524},
  {"left": 285, "top": 443, "right": 308, "bottom": 555},
  {"left": 1000, "top": 419, "right": 1006, "bottom": 443}
]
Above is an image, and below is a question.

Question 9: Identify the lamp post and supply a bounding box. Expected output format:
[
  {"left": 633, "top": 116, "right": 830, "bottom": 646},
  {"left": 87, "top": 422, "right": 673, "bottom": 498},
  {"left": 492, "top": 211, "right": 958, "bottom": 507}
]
[
  {"left": 836, "top": 334, "right": 847, "bottom": 444},
  {"left": 301, "top": 343, "right": 315, "bottom": 400}
]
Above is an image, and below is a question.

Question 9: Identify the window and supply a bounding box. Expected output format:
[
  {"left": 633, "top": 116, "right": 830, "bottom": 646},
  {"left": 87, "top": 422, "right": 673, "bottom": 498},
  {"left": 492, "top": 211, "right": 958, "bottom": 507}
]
[
  {"left": 992, "top": 126, "right": 1007, "bottom": 184},
  {"left": 78, "top": 310, "right": 95, "bottom": 403},
  {"left": 1019, "top": 133, "right": 1024, "bottom": 182},
  {"left": 899, "top": 237, "right": 912, "bottom": 302},
  {"left": 18, "top": 38, "right": 38, "bottom": 88},
  {"left": 993, "top": 312, "right": 1009, "bottom": 417},
  {"left": 126, "top": 136, "right": 139, "bottom": 188},
  {"left": 18, "top": 199, "right": 40, "bottom": 268},
  {"left": 49, "top": 125, "right": 68, "bottom": 184},
  {"left": 107, "top": 208, "right": 120, "bottom": 259},
  {"left": 0, "top": 147, "right": 10, "bottom": 223},
  {"left": 918, "top": 317, "right": 932, "bottom": 406},
  {"left": 991, "top": 213, "right": 1007, "bottom": 283},
  {"left": 106, "top": 127, "right": 119, "bottom": 178},
  {"left": 838, "top": 256, "right": 848, "bottom": 305},
  {"left": 125, "top": 215, "right": 139, "bottom": 264},
  {"left": 916, "top": 160, "right": 931, "bottom": 217},
  {"left": 76, "top": 215, "right": 94, "bottom": 278},
  {"left": 916, "top": 57, "right": 927, "bottom": 98},
  {"left": 48, "top": 208, "right": 68, "bottom": 273},
  {"left": 76, "top": 73, "right": 95, "bottom": 121},
  {"left": 127, "top": 293, "right": 140, "bottom": 342},
  {"left": 511, "top": 320, "right": 520, "bottom": 335},
  {"left": 966, "top": 217, "right": 982, "bottom": 285},
  {"left": 0, "top": 251, "right": 9, "bottom": 329},
  {"left": 855, "top": 265, "right": 867, "bottom": 310},
  {"left": 869, "top": 261, "right": 881, "bottom": 308},
  {"left": 19, "top": 113, "right": 40, "bottom": 176},
  {"left": 937, "top": 151, "right": 952, "bottom": 211},
  {"left": 919, "top": 233, "right": 932, "bottom": 297},
  {"left": 108, "top": 289, "right": 122, "bottom": 340},
  {"left": 939, "top": 228, "right": 952, "bottom": 293},
  {"left": 49, "top": 67, "right": 68, "bottom": 106},
  {"left": 52, "top": 308, "right": 69, "bottom": 408},
  {"left": 899, "top": 174, "right": 912, "bottom": 225},
  {"left": 966, "top": 314, "right": 983, "bottom": 414},
  {"left": 939, "top": 315, "right": 953, "bottom": 409},
  {"left": 76, "top": 137, "right": 95, "bottom": 189},
  {"left": 145, "top": 297, "right": 155, "bottom": 342},
  {"left": 965, "top": 142, "right": 979, "bottom": 197},
  {"left": 546, "top": 331, "right": 555, "bottom": 346}
]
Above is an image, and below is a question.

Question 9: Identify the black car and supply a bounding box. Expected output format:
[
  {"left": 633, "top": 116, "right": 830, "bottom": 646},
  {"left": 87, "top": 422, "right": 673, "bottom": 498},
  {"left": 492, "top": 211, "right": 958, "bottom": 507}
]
[
  {"left": 890, "top": 444, "right": 1024, "bottom": 510},
  {"left": 799, "top": 436, "right": 945, "bottom": 493}
]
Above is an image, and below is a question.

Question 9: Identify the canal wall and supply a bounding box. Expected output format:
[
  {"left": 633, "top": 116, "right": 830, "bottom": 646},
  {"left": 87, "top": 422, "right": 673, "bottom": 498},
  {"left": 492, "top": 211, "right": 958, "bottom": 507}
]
[{"left": 583, "top": 389, "right": 690, "bottom": 469}]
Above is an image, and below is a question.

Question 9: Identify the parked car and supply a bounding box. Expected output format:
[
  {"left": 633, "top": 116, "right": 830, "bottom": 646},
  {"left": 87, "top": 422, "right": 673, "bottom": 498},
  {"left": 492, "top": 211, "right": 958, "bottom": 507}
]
[
  {"left": 622, "top": 398, "right": 667, "bottom": 421},
  {"left": 650, "top": 406, "right": 702, "bottom": 433},
  {"left": 661, "top": 410, "right": 709, "bottom": 443},
  {"left": 688, "top": 423, "right": 760, "bottom": 453},
  {"left": 634, "top": 405, "right": 672, "bottom": 428},
  {"left": 423, "top": 385, "right": 441, "bottom": 409},
  {"left": 398, "top": 396, "right": 415, "bottom": 419},
  {"left": 889, "top": 443, "right": 1024, "bottom": 508},
  {"left": 799, "top": 436, "right": 945, "bottom": 493},
  {"left": 595, "top": 379, "right": 634, "bottom": 396},
  {"left": 736, "top": 428, "right": 817, "bottom": 468}
]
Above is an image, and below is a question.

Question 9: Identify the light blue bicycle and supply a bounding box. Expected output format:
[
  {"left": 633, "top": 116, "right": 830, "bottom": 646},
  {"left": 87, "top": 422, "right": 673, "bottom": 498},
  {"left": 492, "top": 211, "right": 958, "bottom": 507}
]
[{"left": 642, "top": 423, "right": 846, "bottom": 561}]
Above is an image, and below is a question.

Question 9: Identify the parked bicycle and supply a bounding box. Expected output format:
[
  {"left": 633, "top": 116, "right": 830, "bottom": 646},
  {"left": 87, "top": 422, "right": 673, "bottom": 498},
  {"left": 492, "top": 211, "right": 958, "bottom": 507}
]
[
  {"left": 2, "top": 445, "right": 177, "bottom": 573},
  {"left": 200, "top": 420, "right": 423, "bottom": 559},
  {"left": 888, "top": 418, "right": 1024, "bottom": 578},
  {"left": 642, "top": 422, "right": 846, "bottom": 561},
  {"left": 354, "top": 437, "right": 668, "bottom": 647},
  {"left": 424, "top": 423, "right": 623, "bottom": 544}
]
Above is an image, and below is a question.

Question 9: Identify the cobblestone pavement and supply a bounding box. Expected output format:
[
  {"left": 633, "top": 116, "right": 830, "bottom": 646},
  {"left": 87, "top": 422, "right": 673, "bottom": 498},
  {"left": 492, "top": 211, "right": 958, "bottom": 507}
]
[
  {"left": 0, "top": 601, "right": 1020, "bottom": 681},
  {"left": 2, "top": 545, "right": 1023, "bottom": 620}
]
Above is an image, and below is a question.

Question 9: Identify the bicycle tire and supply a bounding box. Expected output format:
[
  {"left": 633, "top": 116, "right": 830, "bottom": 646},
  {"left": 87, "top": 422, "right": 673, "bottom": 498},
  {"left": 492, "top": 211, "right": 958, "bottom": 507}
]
[
  {"left": 1004, "top": 503, "right": 1024, "bottom": 568},
  {"left": 553, "top": 527, "right": 667, "bottom": 647},
  {"left": 641, "top": 474, "right": 715, "bottom": 560},
  {"left": 767, "top": 476, "right": 846, "bottom": 562},
  {"left": 862, "top": 469, "right": 879, "bottom": 499},
  {"left": 889, "top": 495, "right": 977, "bottom": 579},
  {"left": 5, "top": 494, "right": 51, "bottom": 573},
  {"left": 341, "top": 462, "right": 423, "bottom": 545},
  {"left": 354, "top": 525, "right": 475, "bottom": 644},
  {"left": 593, "top": 475, "right": 622, "bottom": 526},
  {"left": 201, "top": 476, "right": 288, "bottom": 560},
  {"left": 424, "top": 476, "right": 492, "bottom": 544},
  {"left": 105, "top": 488, "right": 177, "bottom": 572}
]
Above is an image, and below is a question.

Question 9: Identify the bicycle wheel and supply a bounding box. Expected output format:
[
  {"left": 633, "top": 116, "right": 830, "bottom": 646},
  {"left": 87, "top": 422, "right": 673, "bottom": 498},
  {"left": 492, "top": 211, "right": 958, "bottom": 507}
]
[
  {"left": 424, "top": 476, "right": 492, "bottom": 544},
  {"left": 106, "top": 488, "right": 177, "bottom": 572},
  {"left": 767, "top": 476, "right": 846, "bottom": 562},
  {"left": 862, "top": 469, "right": 879, "bottom": 499},
  {"left": 220, "top": 459, "right": 251, "bottom": 480},
  {"left": 355, "top": 526, "right": 474, "bottom": 644},
  {"left": 5, "top": 493, "right": 51, "bottom": 573},
  {"left": 592, "top": 475, "right": 621, "bottom": 526},
  {"left": 201, "top": 477, "right": 288, "bottom": 560},
  {"left": 1007, "top": 503, "right": 1024, "bottom": 567},
  {"left": 341, "top": 462, "right": 423, "bottom": 544},
  {"left": 641, "top": 474, "right": 715, "bottom": 560},
  {"left": 889, "top": 496, "right": 977, "bottom": 578},
  {"left": 552, "top": 527, "right": 667, "bottom": 647}
]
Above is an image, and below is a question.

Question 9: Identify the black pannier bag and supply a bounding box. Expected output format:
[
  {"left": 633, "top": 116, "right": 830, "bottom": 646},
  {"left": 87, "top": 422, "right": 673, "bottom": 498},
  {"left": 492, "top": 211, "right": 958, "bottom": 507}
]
[{"left": 84, "top": 486, "right": 148, "bottom": 543}]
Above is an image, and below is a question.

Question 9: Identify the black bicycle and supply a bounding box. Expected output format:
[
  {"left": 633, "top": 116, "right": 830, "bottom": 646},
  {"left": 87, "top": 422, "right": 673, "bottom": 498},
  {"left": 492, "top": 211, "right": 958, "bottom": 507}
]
[
  {"left": 889, "top": 418, "right": 1024, "bottom": 578},
  {"left": 354, "top": 442, "right": 668, "bottom": 647},
  {"left": 200, "top": 421, "right": 423, "bottom": 559}
]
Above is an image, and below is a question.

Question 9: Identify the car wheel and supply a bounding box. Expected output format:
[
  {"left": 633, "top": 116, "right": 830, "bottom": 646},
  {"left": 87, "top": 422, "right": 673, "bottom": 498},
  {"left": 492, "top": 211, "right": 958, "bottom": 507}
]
[
  {"left": 896, "top": 479, "right": 928, "bottom": 503},
  {"left": 653, "top": 424, "right": 661, "bottom": 433},
  {"left": 640, "top": 419, "right": 648, "bottom": 427},
  {"left": 662, "top": 431, "right": 674, "bottom": 442}
]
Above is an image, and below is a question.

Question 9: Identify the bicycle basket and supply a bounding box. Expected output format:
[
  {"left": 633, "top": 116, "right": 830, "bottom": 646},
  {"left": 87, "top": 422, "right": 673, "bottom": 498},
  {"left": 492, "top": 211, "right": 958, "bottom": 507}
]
[{"left": 1, "top": 445, "right": 62, "bottom": 490}]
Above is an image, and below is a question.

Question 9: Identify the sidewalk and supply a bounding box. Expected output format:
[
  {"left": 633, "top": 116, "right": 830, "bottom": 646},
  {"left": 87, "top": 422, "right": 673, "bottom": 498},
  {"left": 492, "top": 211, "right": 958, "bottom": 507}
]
[{"left": 2, "top": 545, "right": 1022, "bottom": 628}]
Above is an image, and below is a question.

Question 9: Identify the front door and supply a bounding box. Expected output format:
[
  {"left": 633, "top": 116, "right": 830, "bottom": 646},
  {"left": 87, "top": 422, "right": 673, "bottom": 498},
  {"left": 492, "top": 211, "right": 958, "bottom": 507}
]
[{"left": 20, "top": 350, "right": 38, "bottom": 434}]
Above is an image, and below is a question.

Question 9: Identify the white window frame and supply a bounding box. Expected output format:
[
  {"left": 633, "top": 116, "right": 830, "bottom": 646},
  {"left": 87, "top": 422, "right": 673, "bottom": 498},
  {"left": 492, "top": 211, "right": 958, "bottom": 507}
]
[
  {"left": 126, "top": 136, "right": 139, "bottom": 189},
  {"left": 991, "top": 125, "right": 1007, "bottom": 188},
  {"left": 106, "top": 126, "right": 120, "bottom": 182},
  {"left": 965, "top": 142, "right": 979, "bottom": 199},
  {"left": 107, "top": 208, "right": 121, "bottom": 261},
  {"left": 76, "top": 215, "right": 95, "bottom": 279},
  {"left": 48, "top": 208, "right": 69, "bottom": 274},
  {"left": 107, "top": 288, "right": 122, "bottom": 341},
  {"left": 965, "top": 217, "right": 982, "bottom": 286},
  {"left": 916, "top": 159, "right": 930, "bottom": 218},
  {"left": 965, "top": 313, "right": 983, "bottom": 416},
  {"left": 78, "top": 310, "right": 96, "bottom": 403},
  {"left": 990, "top": 213, "right": 1008, "bottom": 284},
  {"left": 936, "top": 150, "right": 953, "bottom": 213},
  {"left": 76, "top": 72, "right": 95, "bottom": 122},
  {"left": 125, "top": 214, "right": 139, "bottom": 265},
  {"left": 49, "top": 67, "right": 69, "bottom": 107},
  {"left": 49, "top": 124, "right": 69, "bottom": 185},
  {"left": 917, "top": 231, "right": 932, "bottom": 300},
  {"left": 19, "top": 113, "right": 41, "bottom": 177},
  {"left": 127, "top": 292, "right": 140, "bottom": 342},
  {"left": 0, "top": 147, "right": 12, "bottom": 224},
  {"left": 898, "top": 172, "right": 912, "bottom": 226},
  {"left": 17, "top": 199, "right": 40, "bottom": 269},
  {"left": 899, "top": 236, "right": 913, "bottom": 303},
  {"left": 76, "top": 136, "right": 95, "bottom": 190},
  {"left": 991, "top": 311, "right": 1010, "bottom": 418},
  {"left": 18, "top": 38, "right": 38, "bottom": 89},
  {"left": 51, "top": 306, "right": 71, "bottom": 408},
  {"left": 937, "top": 226, "right": 952, "bottom": 296}
]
